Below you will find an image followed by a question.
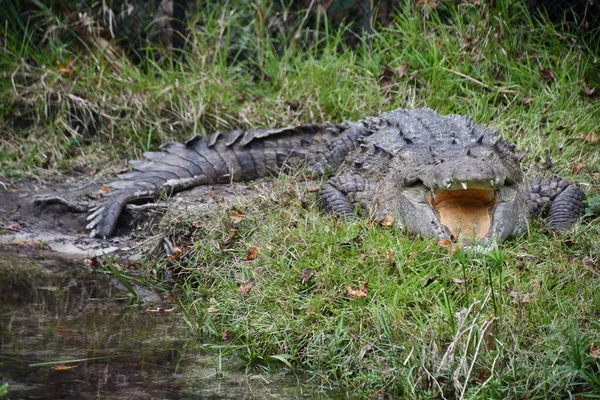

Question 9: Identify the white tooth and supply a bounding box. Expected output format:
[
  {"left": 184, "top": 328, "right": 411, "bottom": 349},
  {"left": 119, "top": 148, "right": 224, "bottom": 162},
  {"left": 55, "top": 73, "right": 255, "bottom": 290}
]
[
  {"left": 490, "top": 180, "right": 495, "bottom": 187},
  {"left": 446, "top": 182, "right": 452, "bottom": 189},
  {"left": 461, "top": 182, "right": 468, "bottom": 190}
]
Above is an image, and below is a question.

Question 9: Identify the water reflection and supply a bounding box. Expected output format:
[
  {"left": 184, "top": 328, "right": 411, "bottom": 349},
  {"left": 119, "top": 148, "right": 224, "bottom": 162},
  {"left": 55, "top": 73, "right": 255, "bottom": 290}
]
[{"left": 0, "top": 251, "right": 345, "bottom": 399}]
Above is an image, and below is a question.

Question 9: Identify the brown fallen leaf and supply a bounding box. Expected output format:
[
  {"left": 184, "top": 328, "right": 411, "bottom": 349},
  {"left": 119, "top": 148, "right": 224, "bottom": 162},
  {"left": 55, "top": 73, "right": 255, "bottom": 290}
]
[
  {"left": 438, "top": 239, "right": 452, "bottom": 247},
  {"left": 416, "top": 0, "right": 438, "bottom": 9},
  {"left": 379, "top": 66, "right": 395, "bottom": 94},
  {"left": 245, "top": 247, "right": 259, "bottom": 261},
  {"left": 395, "top": 64, "right": 409, "bottom": 78},
  {"left": 581, "top": 131, "right": 598, "bottom": 143},
  {"left": 168, "top": 246, "right": 188, "bottom": 260},
  {"left": 572, "top": 161, "right": 585, "bottom": 175},
  {"left": 54, "top": 365, "right": 78, "bottom": 371},
  {"left": 228, "top": 208, "right": 244, "bottom": 223},
  {"left": 56, "top": 57, "right": 75, "bottom": 78},
  {"left": 220, "top": 229, "right": 238, "bottom": 247},
  {"left": 208, "top": 191, "right": 217, "bottom": 200},
  {"left": 84, "top": 257, "right": 101, "bottom": 267},
  {"left": 207, "top": 297, "right": 218, "bottom": 313},
  {"left": 509, "top": 291, "right": 534, "bottom": 303},
  {"left": 590, "top": 343, "right": 600, "bottom": 359},
  {"left": 300, "top": 268, "right": 315, "bottom": 284},
  {"left": 358, "top": 343, "right": 373, "bottom": 360},
  {"left": 378, "top": 214, "right": 395, "bottom": 227},
  {"left": 347, "top": 282, "right": 368, "bottom": 299},
  {"left": 520, "top": 97, "right": 534, "bottom": 105},
  {"left": 222, "top": 330, "right": 234, "bottom": 340},
  {"left": 583, "top": 256, "right": 600, "bottom": 277},
  {"left": 582, "top": 86, "right": 596, "bottom": 96},
  {"left": 540, "top": 68, "right": 555, "bottom": 83},
  {"left": 94, "top": 186, "right": 111, "bottom": 196},
  {"left": 238, "top": 280, "right": 254, "bottom": 296}
]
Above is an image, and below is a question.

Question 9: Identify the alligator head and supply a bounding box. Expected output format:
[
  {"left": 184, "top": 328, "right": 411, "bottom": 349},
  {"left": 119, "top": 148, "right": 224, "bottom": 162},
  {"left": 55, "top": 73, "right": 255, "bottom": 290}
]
[
  {"left": 364, "top": 110, "right": 529, "bottom": 244},
  {"left": 395, "top": 154, "right": 528, "bottom": 244}
]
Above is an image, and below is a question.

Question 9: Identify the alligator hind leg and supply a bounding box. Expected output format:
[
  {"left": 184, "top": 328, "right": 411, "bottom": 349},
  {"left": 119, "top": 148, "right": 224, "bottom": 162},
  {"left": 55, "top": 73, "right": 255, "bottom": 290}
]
[
  {"left": 522, "top": 176, "right": 587, "bottom": 231},
  {"left": 317, "top": 174, "right": 373, "bottom": 217}
]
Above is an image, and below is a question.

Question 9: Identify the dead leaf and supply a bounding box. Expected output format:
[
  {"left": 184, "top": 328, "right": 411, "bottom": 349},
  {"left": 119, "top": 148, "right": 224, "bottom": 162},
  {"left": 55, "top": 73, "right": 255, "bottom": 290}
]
[
  {"left": 347, "top": 282, "right": 368, "bottom": 299},
  {"left": 220, "top": 229, "right": 238, "bottom": 247},
  {"left": 378, "top": 214, "right": 395, "bottom": 227},
  {"left": 582, "top": 86, "right": 596, "bottom": 96},
  {"left": 520, "top": 97, "right": 534, "bottom": 105},
  {"left": 192, "top": 219, "right": 205, "bottom": 228},
  {"left": 207, "top": 297, "right": 218, "bottom": 313},
  {"left": 56, "top": 57, "right": 75, "bottom": 78},
  {"left": 438, "top": 239, "right": 452, "bottom": 247},
  {"left": 583, "top": 256, "right": 600, "bottom": 277},
  {"left": 379, "top": 66, "right": 395, "bottom": 94},
  {"left": 222, "top": 330, "right": 234, "bottom": 340},
  {"left": 300, "top": 268, "right": 315, "bottom": 284},
  {"left": 208, "top": 191, "right": 217, "bottom": 200},
  {"left": 540, "top": 68, "right": 555, "bottom": 83},
  {"left": 84, "top": 257, "right": 101, "bottom": 267},
  {"left": 93, "top": 186, "right": 111, "bottom": 196},
  {"left": 509, "top": 291, "right": 534, "bottom": 303},
  {"left": 572, "top": 161, "right": 585, "bottom": 175},
  {"left": 395, "top": 64, "right": 409, "bottom": 78},
  {"left": 581, "top": 131, "right": 598, "bottom": 143},
  {"left": 245, "top": 247, "right": 259, "bottom": 260},
  {"left": 168, "top": 246, "right": 187, "bottom": 260},
  {"left": 590, "top": 343, "right": 600, "bottom": 359},
  {"left": 54, "top": 364, "right": 78, "bottom": 371},
  {"left": 358, "top": 343, "right": 373, "bottom": 359},
  {"left": 238, "top": 280, "right": 254, "bottom": 296},
  {"left": 416, "top": 0, "right": 438, "bottom": 9},
  {"left": 452, "top": 277, "right": 466, "bottom": 284},
  {"left": 228, "top": 208, "right": 244, "bottom": 223}
]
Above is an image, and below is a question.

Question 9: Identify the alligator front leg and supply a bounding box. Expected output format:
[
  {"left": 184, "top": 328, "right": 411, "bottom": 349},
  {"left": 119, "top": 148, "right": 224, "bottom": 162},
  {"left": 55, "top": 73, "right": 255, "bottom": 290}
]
[
  {"left": 522, "top": 176, "right": 587, "bottom": 231},
  {"left": 317, "top": 173, "right": 374, "bottom": 217}
]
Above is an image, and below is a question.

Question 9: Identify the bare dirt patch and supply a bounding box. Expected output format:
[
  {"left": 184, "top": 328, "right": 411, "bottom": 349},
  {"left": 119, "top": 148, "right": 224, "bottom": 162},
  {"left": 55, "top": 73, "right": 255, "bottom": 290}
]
[{"left": 0, "top": 173, "right": 277, "bottom": 260}]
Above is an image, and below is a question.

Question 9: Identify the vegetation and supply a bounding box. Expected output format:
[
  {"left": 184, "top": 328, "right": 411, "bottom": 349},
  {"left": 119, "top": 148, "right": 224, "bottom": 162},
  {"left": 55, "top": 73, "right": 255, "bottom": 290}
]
[{"left": 2, "top": 0, "right": 600, "bottom": 397}]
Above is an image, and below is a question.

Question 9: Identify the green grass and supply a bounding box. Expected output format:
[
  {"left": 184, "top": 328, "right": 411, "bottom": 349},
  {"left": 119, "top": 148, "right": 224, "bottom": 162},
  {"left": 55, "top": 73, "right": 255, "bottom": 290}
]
[{"left": 2, "top": 0, "right": 600, "bottom": 397}]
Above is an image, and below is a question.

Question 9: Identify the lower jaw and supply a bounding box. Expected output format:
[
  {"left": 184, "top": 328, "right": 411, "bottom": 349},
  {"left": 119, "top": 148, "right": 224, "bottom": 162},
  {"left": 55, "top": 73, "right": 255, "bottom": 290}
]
[{"left": 428, "top": 189, "right": 497, "bottom": 240}]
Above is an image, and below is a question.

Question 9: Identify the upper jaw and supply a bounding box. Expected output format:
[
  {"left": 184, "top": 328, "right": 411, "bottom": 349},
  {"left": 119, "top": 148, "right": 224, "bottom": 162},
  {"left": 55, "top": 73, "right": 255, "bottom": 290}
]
[{"left": 400, "top": 179, "right": 520, "bottom": 244}]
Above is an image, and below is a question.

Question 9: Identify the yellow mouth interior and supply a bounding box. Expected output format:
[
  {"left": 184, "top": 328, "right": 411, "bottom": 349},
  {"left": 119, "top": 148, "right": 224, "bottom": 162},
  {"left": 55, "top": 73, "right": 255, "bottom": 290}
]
[{"left": 428, "top": 189, "right": 496, "bottom": 239}]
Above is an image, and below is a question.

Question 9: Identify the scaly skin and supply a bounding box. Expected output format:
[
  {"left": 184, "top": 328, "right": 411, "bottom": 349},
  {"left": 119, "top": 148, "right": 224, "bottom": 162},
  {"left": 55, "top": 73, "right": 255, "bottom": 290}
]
[{"left": 86, "top": 108, "right": 587, "bottom": 242}]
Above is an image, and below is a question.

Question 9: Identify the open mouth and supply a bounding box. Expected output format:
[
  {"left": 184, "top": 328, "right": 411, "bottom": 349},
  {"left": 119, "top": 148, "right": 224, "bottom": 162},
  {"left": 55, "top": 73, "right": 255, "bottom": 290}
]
[{"left": 427, "top": 186, "right": 497, "bottom": 239}]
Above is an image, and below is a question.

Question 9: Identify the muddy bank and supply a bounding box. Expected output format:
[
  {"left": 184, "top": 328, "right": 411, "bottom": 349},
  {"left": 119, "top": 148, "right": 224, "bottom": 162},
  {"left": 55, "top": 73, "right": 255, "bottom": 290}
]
[{"left": 0, "top": 174, "right": 285, "bottom": 260}]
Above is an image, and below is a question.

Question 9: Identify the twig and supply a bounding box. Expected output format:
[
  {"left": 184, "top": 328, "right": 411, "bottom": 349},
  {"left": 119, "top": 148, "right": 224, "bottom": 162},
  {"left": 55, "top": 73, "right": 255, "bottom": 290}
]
[{"left": 443, "top": 68, "right": 519, "bottom": 94}]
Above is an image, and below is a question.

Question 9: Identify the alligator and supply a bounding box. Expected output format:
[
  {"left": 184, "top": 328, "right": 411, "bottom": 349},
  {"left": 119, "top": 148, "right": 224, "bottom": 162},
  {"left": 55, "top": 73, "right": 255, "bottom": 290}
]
[{"left": 86, "top": 108, "right": 587, "bottom": 244}]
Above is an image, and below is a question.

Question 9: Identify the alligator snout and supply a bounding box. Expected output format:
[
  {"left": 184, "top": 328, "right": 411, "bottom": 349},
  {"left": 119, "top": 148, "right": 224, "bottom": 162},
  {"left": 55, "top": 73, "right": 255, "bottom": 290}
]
[{"left": 422, "top": 156, "right": 511, "bottom": 190}]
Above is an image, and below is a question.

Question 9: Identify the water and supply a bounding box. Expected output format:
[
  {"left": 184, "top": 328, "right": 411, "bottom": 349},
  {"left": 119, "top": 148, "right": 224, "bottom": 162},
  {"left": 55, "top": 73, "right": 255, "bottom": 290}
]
[{"left": 0, "top": 251, "right": 346, "bottom": 399}]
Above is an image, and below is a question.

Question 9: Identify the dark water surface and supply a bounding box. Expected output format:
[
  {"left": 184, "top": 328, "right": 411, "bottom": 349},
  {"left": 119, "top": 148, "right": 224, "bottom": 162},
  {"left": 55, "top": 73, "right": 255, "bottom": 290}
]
[{"left": 0, "top": 251, "right": 345, "bottom": 399}]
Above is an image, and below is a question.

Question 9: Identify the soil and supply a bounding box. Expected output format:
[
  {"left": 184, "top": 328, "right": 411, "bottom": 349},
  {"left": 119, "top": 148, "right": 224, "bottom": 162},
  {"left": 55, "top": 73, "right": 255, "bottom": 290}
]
[{"left": 0, "top": 172, "right": 269, "bottom": 260}]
